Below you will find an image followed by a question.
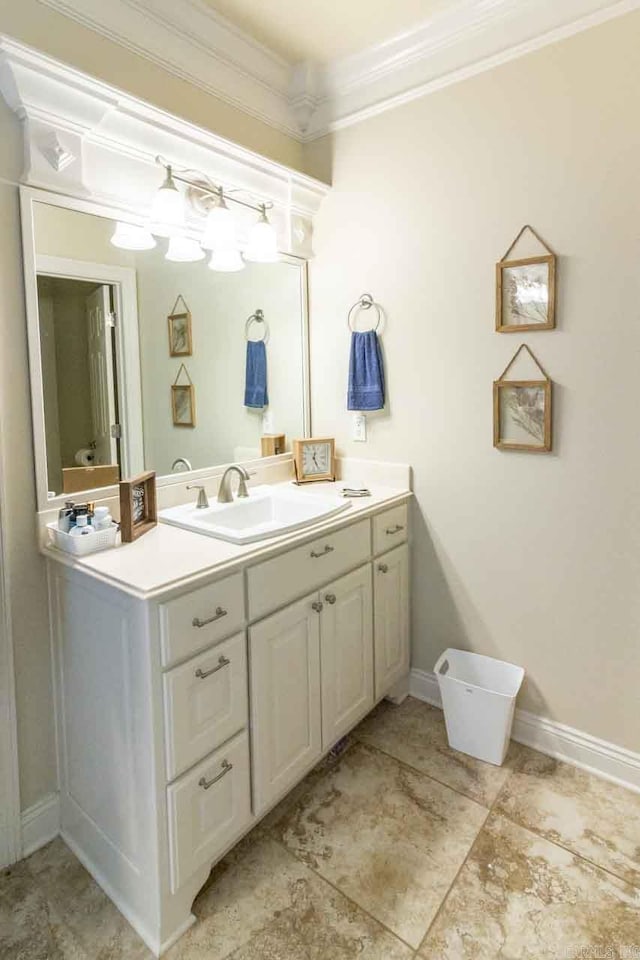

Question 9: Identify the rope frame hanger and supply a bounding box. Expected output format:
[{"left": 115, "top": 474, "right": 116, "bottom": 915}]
[
  {"left": 500, "top": 224, "right": 555, "bottom": 263},
  {"left": 172, "top": 362, "right": 193, "bottom": 387},
  {"left": 496, "top": 343, "right": 550, "bottom": 383},
  {"left": 168, "top": 293, "right": 191, "bottom": 317}
]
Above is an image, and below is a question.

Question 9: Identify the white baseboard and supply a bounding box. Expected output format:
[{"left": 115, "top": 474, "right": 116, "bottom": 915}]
[
  {"left": 409, "top": 669, "right": 640, "bottom": 794},
  {"left": 21, "top": 793, "right": 60, "bottom": 858}
]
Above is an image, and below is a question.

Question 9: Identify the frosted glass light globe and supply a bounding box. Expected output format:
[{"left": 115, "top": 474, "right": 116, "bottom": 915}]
[{"left": 110, "top": 222, "right": 156, "bottom": 251}]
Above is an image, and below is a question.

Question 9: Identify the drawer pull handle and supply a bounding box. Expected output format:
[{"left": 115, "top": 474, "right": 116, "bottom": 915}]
[
  {"left": 192, "top": 606, "right": 227, "bottom": 628},
  {"left": 324, "top": 593, "right": 337, "bottom": 605},
  {"left": 310, "top": 545, "right": 334, "bottom": 558},
  {"left": 195, "top": 655, "right": 230, "bottom": 680},
  {"left": 385, "top": 524, "right": 404, "bottom": 535},
  {"left": 311, "top": 601, "right": 324, "bottom": 613},
  {"left": 198, "top": 759, "right": 233, "bottom": 790},
  {"left": 378, "top": 563, "right": 389, "bottom": 574}
]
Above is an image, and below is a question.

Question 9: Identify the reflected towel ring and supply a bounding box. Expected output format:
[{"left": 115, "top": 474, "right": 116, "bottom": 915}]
[
  {"left": 347, "top": 293, "right": 382, "bottom": 332},
  {"left": 245, "top": 308, "right": 268, "bottom": 342}
]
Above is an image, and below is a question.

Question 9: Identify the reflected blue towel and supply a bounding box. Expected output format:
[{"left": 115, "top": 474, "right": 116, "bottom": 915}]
[
  {"left": 244, "top": 340, "right": 268, "bottom": 408},
  {"left": 347, "top": 330, "right": 385, "bottom": 411}
]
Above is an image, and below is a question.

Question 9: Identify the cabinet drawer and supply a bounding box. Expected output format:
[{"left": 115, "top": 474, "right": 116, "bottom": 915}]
[
  {"left": 160, "top": 573, "right": 244, "bottom": 667},
  {"left": 163, "top": 632, "right": 248, "bottom": 782},
  {"left": 247, "top": 519, "right": 370, "bottom": 621},
  {"left": 373, "top": 503, "right": 408, "bottom": 555},
  {"left": 167, "top": 731, "right": 251, "bottom": 893}
]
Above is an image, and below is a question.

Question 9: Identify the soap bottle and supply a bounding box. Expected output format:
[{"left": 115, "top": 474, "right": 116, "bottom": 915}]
[
  {"left": 93, "top": 506, "right": 113, "bottom": 531},
  {"left": 69, "top": 514, "right": 95, "bottom": 537}
]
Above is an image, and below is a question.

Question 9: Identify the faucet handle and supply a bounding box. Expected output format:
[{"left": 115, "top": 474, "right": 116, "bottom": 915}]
[{"left": 187, "top": 484, "right": 210, "bottom": 509}]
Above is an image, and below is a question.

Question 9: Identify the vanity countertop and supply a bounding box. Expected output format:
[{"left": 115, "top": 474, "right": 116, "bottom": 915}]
[{"left": 42, "top": 481, "right": 412, "bottom": 600}]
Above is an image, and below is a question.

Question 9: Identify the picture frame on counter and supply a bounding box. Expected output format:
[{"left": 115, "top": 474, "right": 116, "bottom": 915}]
[{"left": 119, "top": 470, "right": 157, "bottom": 542}]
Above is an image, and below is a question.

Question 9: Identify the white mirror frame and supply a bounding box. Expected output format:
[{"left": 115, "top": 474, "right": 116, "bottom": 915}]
[{"left": 20, "top": 186, "right": 311, "bottom": 513}]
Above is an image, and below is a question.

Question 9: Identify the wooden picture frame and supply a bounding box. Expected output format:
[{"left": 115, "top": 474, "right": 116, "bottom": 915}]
[
  {"left": 496, "top": 254, "right": 556, "bottom": 332},
  {"left": 168, "top": 310, "right": 192, "bottom": 356},
  {"left": 119, "top": 470, "right": 157, "bottom": 542},
  {"left": 493, "top": 379, "right": 552, "bottom": 452},
  {"left": 171, "top": 384, "right": 196, "bottom": 427}
]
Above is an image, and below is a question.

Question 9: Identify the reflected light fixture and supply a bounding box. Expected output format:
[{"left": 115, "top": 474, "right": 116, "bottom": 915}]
[
  {"left": 200, "top": 191, "right": 238, "bottom": 252},
  {"left": 208, "top": 249, "right": 244, "bottom": 272},
  {"left": 110, "top": 221, "right": 156, "bottom": 251},
  {"left": 150, "top": 165, "right": 184, "bottom": 236},
  {"left": 165, "top": 235, "right": 206, "bottom": 262},
  {"left": 244, "top": 206, "right": 278, "bottom": 263}
]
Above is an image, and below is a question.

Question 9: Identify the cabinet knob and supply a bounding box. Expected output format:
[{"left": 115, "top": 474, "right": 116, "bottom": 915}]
[
  {"left": 378, "top": 563, "right": 389, "bottom": 574},
  {"left": 324, "top": 593, "right": 337, "bottom": 605},
  {"left": 311, "top": 600, "right": 324, "bottom": 613}
]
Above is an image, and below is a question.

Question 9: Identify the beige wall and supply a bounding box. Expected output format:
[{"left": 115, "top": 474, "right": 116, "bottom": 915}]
[
  {"left": 1, "top": 0, "right": 304, "bottom": 172},
  {"left": 0, "top": 104, "right": 57, "bottom": 809},
  {"left": 309, "top": 11, "right": 640, "bottom": 751}
]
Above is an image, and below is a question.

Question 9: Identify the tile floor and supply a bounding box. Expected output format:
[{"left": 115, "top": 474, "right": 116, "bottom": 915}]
[{"left": 2, "top": 697, "right": 639, "bottom": 959}]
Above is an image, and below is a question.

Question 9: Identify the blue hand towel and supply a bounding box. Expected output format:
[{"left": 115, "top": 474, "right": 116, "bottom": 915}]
[
  {"left": 244, "top": 340, "right": 268, "bottom": 408},
  {"left": 347, "top": 330, "right": 385, "bottom": 411}
]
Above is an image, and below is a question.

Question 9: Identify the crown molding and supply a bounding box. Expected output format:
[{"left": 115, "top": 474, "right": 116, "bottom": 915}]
[
  {"left": 33, "top": 0, "right": 640, "bottom": 141},
  {"left": 37, "top": 0, "right": 300, "bottom": 137},
  {"left": 0, "top": 36, "right": 329, "bottom": 257},
  {"left": 306, "top": 0, "right": 640, "bottom": 137}
]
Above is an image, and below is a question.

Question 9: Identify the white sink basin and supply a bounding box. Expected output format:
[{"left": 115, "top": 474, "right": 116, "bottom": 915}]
[{"left": 159, "top": 484, "right": 351, "bottom": 544}]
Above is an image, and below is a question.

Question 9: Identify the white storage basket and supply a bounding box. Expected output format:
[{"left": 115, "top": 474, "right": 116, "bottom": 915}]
[{"left": 46, "top": 521, "right": 119, "bottom": 557}]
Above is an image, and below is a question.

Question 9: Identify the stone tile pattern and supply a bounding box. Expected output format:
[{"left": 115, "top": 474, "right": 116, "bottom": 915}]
[{"left": 2, "top": 697, "right": 639, "bottom": 959}]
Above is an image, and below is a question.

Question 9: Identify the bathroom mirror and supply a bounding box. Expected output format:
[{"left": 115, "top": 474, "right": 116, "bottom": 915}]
[{"left": 21, "top": 190, "right": 310, "bottom": 509}]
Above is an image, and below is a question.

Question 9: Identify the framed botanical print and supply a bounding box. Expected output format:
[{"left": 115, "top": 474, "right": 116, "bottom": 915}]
[
  {"left": 496, "top": 226, "right": 556, "bottom": 332},
  {"left": 493, "top": 379, "right": 551, "bottom": 452},
  {"left": 168, "top": 295, "right": 192, "bottom": 356},
  {"left": 171, "top": 384, "right": 196, "bottom": 427}
]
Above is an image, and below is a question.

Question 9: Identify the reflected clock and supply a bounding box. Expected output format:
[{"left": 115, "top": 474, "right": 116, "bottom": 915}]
[{"left": 292, "top": 437, "right": 336, "bottom": 483}]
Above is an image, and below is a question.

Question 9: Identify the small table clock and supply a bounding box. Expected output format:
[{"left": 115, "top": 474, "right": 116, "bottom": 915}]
[{"left": 292, "top": 438, "right": 336, "bottom": 483}]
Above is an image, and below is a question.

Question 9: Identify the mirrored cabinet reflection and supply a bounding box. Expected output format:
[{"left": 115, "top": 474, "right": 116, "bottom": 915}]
[{"left": 28, "top": 200, "right": 309, "bottom": 506}]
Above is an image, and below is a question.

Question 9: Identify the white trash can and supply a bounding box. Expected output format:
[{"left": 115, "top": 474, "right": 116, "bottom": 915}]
[{"left": 434, "top": 648, "right": 524, "bottom": 766}]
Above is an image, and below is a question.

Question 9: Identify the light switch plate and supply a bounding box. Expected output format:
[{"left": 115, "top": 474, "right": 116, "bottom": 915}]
[{"left": 352, "top": 413, "right": 367, "bottom": 442}]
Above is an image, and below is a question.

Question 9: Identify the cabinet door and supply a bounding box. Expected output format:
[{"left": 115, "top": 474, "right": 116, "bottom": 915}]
[
  {"left": 320, "top": 565, "right": 374, "bottom": 747},
  {"left": 374, "top": 544, "right": 410, "bottom": 698},
  {"left": 249, "top": 595, "right": 322, "bottom": 815}
]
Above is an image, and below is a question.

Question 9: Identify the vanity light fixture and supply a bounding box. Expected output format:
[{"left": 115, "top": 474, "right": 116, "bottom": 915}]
[
  {"left": 208, "top": 249, "right": 245, "bottom": 272},
  {"left": 200, "top": 191, "right": 238, "bottom": 253},
  {"left": 165, "top": 235, "right": 206, "bottom": 262},
  {"left": 153, "top": 157, "right": 276, "bottom": 268},
  {"left": 244, "top": 206, "right": 279, "bottom": 263},
  {"left": 110, "top": 221, "right": 156, "bottom": 251},
  {"left": 149, "top": 165, "right": 185, "bottom": 236}
]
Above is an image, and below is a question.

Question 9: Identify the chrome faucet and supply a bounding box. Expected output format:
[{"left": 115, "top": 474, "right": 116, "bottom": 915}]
[
  {"left": 187, "top": 484, "right": 209, "bottom": 509},
  {"left": 217, "top": 465, "right": 251, "bottom": 504}
]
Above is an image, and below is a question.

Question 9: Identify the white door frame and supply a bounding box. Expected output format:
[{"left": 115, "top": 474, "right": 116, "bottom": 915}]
[
  {"left": 0, "top": 414, "right": 21, "bottom": 868},
  {"left": 34, "top": 255, "right": 144, "bottom": 502}
]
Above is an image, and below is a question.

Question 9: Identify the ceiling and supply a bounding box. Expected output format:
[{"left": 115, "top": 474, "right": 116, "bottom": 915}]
[{"left": 204, "top": 0, "right": 454, "bottom": 63}]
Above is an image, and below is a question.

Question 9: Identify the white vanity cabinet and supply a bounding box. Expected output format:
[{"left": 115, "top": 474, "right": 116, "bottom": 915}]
[{"left": 46, "top": 492, "right": 410, "bottom": 957}]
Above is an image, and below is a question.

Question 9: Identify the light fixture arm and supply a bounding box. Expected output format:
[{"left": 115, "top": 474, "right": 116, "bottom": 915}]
[{"left": 155, "top": 155, "right": 273, "bottom": 215}]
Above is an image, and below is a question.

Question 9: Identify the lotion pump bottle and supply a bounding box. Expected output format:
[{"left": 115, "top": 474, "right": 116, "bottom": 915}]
[{"left": 69, "top": 514, "right": 95, "bottom": 537}]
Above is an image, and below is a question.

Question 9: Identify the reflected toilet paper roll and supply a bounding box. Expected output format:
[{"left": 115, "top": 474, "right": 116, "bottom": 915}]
[{"left": 74, "top": 448, "right": 96, "bottom": 467}]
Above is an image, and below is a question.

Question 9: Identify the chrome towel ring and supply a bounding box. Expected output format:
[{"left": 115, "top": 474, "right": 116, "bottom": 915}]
[
  {"left": 347, "top": 293, "right": 382, "bottom": 332},
  {"left": 245, "top": 308, "right": 268, "bottom": 342}
]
